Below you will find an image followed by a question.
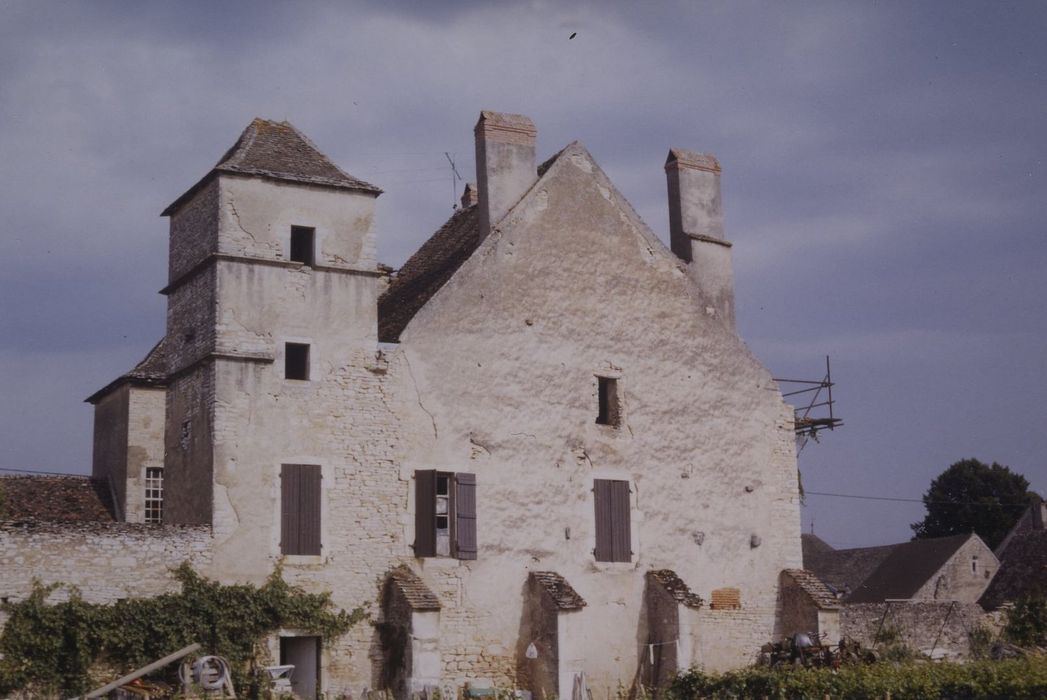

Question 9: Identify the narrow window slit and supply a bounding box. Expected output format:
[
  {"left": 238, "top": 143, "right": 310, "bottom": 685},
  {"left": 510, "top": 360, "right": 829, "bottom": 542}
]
[{"left": 597, "top": 376, "right": 620, "bottom": 426}]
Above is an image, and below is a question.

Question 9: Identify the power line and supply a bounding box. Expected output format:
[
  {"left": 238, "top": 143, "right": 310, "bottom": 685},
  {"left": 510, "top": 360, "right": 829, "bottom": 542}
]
[
  {"left": 0, "top": 466, "right": 86, "bottom": 476},
  {"left": 805, "top": 490, "right": 1031, "bottom": 508}
]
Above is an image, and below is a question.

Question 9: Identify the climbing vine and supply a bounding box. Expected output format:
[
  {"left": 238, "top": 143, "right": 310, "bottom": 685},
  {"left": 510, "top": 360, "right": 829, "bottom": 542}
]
[{"left": 0, "top": 563, "right": 366, "bottom": 697}]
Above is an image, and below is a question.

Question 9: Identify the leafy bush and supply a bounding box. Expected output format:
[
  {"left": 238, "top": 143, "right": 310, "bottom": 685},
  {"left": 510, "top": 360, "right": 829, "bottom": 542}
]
[
  {"left": 1006, "top": 595, "right": 1047, "bottom": 647},
  {"left": 0, "top": 563, "right": 366, "bottom": 697},
  {"left": 669, "top": 658, "right": 1047, "bottom": 699}
]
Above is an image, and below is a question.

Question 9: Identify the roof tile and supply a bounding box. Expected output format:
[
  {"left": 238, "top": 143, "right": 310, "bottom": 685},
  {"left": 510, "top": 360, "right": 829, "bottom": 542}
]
[{"left": 530, "top": 571, "right": 586, "bottom": 610}]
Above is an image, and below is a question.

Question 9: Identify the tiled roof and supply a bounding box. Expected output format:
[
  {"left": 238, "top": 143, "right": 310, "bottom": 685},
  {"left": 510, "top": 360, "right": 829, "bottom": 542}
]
[
  {"left": 377, "top": 204, "right": 480, "bottom": 342},
  {"left": 846, "top": 533, "right": 973, "bottom": 603},
  {"left": 530, "top": 571, "right": 586, "bottom": 610},
  {"left": 979, "top": 530, "right": 1047, "bottom": 609},
  {"left": 995, "top": 495, "right": 1046, "bottom": 556},
  {"left": 0, "top": 475, "right": 116, "bottom": 522},
  {"left": 802, "top": 533, "right": 897, "bottom": 598},
  {"left": 647, "top": 569, "right": 704, "bottom": 609},
  {"left": 783, "top": 569, "right": 841, "bottom": 610},
  {"left": 86, "top": 338, "right": 168, "bottom": 404},
  {"left": 387, "top": 566, "right": 440, "bottom": 611},
  {"left": 162, "top": 118, "right": 380, "bottom": 216}
]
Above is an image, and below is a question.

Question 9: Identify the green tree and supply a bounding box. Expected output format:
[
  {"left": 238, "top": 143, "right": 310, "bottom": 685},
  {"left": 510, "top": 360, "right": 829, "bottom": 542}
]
[{"left": 911, "top": 458, "right": 1032, "bottom": 549}]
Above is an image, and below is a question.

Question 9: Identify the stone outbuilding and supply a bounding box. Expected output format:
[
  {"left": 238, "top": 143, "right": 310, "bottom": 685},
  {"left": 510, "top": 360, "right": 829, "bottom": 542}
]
[{"left": 1, "top": 111, "right": 809, "bottom": 698}]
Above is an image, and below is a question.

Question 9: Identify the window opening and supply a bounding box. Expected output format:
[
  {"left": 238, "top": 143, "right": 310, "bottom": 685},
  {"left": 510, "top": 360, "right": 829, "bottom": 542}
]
[
  {"left": 144, "top": 467, "right": 163, "bottom": 524},
  {"left": 414, "top": 470, "right": 477, "bottom": 559},
  {"left": 436, "top": 474, "right": 451, "bottom": 556},
  {"left": 290, "top": 226, "right": 315, "bottom": 266},
  {"left": 285, "top": 343, "right": 310, "bottom": 380},
  {"left": 597, "top": 376, "right": 620, "bottom": 426}
]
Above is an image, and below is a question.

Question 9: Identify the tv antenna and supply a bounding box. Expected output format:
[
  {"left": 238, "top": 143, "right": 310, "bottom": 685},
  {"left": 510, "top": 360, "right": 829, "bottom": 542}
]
[
  {"left": 774, "top": 355, "right": 843, "bottom": 454},
  {"left": 445, "top": 152, "right": 463, "bottom": 209}
]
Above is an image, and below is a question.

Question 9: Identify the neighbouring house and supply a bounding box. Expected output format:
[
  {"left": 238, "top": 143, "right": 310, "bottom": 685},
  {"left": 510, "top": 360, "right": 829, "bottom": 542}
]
[
  {"left": 802, "top": 532, "right": 998, "bottom": 604},
  {"left": 0, "top": 112, "right": 811, "bottom": 698},
  {"left": 980, "top": 496, "right": 1047, "bottom": 610},
  {"left": 802, "top": 532, "right": 1002, "bottom": 659}
]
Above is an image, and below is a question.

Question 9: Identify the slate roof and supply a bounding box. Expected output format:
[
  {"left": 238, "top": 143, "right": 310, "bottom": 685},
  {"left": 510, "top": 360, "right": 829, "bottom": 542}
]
[
  {"left": 377, "top": 204, "right": 480, "bottom": 342},
  {"left": 530, "top": 571, "right": 587, "bottom": 610},
  {"left": 802, "top": 533, "right": 896, "bottom": 597},
  {"left": 0, "top": 475, "right": 116, "bottom": 522},
  {"left": 648, "top": 569, "right": 704, "bottom": 609},
  {"left": 782, "top": 569, "right": 841, "bottom": 610},
  {"left": 980, "top": 530, "right": 1047, "bottom": 609},
  {"left": 86, "top": 338, "right": 168, "bottom": 404},
  {"left": 386, "top": 566, "right": 440, "bottom": 611},
  {"left": 846, "top": 533, "right": 974, "bottom": 603},
  {"left": 162, "top": 118, "right": 380, "bottom": 216}
]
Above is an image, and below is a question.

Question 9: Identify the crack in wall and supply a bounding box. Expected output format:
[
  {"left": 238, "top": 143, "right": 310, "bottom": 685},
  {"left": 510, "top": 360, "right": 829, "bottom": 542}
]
[
  {"left": 227, "top": 197, "right": 259, "bottom": 244},
  {"left": 403, "top": 352, "right": 438, "bottom": 440}
]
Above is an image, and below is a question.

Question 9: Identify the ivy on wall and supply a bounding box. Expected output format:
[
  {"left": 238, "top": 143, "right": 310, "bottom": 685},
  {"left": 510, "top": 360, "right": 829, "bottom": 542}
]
[{"left": 0, "top": 563, "right": 366, "bottom": 697}]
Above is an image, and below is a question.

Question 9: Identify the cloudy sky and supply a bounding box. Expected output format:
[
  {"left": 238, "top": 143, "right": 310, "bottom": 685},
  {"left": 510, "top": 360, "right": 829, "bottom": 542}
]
[{"left": 1, "top": 1, "right": 1044, "bottom": 547}]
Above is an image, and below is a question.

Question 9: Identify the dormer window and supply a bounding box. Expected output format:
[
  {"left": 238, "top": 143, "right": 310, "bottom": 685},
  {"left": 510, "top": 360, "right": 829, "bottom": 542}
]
[{"left": 290, "top": 226, "right": 315, "bottom": 266}]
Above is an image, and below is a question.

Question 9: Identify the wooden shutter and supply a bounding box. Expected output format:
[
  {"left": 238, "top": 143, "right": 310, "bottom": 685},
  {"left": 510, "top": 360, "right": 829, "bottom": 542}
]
[
  {"left": 414, "top": 470, "right": 437, "bottom": 557},
  {"left": 455, "top": 473, "right": 477, "bottom": 560},
  {"left": 281, "top": 464, "right": 321, "bottom": 556},
  {"left": 594, "top": 478, "right": 631, "bottom": 562}
]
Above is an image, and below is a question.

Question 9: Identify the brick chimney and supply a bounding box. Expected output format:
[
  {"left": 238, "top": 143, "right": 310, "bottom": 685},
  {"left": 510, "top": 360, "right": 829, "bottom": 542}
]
[
  {"left": 665, "top": 148, "right": 735, "bottom": 329},
  {"left": 474, "top": 111, "right": 537, "bottom": 240}
]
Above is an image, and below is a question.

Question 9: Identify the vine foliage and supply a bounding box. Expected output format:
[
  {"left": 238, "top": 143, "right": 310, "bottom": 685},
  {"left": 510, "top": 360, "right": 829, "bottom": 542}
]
[{"left": 0, "top": 563, "right": 366, "bottom": 697}]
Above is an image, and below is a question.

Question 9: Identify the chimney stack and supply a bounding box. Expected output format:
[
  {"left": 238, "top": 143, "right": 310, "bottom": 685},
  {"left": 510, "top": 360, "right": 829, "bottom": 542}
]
[
  {"left": 460, "top": 182, "right": 478, "bottom": 209},
  {"left": 474, "top": 111, "right": 537, "bottom": 240},
  {"left": 665, "top": 149, "right": 735, "bottom": 328}
]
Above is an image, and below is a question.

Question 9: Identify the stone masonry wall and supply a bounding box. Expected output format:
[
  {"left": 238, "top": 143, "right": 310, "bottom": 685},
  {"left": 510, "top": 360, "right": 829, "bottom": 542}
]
[
  {"left": 841, "top": 602, "right": 1001, "bottom": 659},
  {"left": 169, "top": 178, "right": 219, "bottom": 282},
  {"left": 91, "top": 386, "right": 129, "bottom": 517},
  {"left": 124, "top": 386, "right": 166, "bottom": 523},
  {"left": 0, "top": 521, "right": 212, "bottom": 627}
]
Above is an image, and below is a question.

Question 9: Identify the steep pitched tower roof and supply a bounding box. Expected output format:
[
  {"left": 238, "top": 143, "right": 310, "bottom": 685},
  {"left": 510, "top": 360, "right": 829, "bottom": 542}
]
[{"left": 162, "top": 118, "right": 380, "bottom": 216}]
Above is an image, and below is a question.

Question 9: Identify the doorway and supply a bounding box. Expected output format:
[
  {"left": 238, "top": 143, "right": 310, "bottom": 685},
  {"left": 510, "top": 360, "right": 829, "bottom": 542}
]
[{"left": 280, "top": 635, "right": 321, "bottom": 699}]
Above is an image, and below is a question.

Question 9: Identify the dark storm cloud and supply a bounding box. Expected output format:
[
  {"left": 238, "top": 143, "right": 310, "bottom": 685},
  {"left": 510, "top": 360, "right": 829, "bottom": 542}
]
[{"left": 1, "top": 0, "right": 1044, "bottom": 545}]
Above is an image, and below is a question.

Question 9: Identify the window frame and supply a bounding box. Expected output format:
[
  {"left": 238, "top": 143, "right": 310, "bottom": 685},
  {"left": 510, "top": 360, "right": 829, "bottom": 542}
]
[
  {"left": 144, "top": 466, "right": 164, "bottom": 524},
  {"left": 414, "top": 470, "right": 477, "bottom": 560}
]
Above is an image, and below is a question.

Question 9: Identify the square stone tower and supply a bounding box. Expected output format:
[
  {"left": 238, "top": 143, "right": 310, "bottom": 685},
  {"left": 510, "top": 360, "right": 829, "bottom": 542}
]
[{"left": 158, "top": 120, "right": 383, "bottom": 557}]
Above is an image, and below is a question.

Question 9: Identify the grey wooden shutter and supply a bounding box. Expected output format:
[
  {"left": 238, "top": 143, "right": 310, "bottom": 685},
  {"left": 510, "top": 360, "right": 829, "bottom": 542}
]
[
  {"left": 414, "top": 470, "right": 437, "bottom": 557},
  {"left": 594, "top": 479, "right": 631, "bottom": 562},
  {"left": 610, "top": 479, "right": 631, "bottom": 562},
  {"left": 455, "top": 473, "right": 477, "bottom": 560},
  {"left": 282, "top": 464, "right": 321, "bottom": 555},
  {"left": 299, "top": 465, "right": 322, "bottom": 555}
]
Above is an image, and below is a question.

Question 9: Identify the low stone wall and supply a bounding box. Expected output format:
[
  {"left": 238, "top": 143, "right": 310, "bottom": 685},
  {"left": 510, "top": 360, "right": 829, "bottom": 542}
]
[
  {"left": 0, "top": 520, "right": 212, "bottom": 612},
  {"left": 841, "top": 602, "right": 1001, "bottom": 659}
]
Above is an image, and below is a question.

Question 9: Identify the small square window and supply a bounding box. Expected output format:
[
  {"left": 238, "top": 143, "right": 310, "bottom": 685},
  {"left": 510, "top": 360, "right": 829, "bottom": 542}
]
[
  {"left": 290, "top": 226, "right": 315, "bottom": 266},
  {"left": 597, "top": 376, "right": 620, "bottom": 427},
  {"left": 286, "top": 343, "right": 310, "bottom": 380}
]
